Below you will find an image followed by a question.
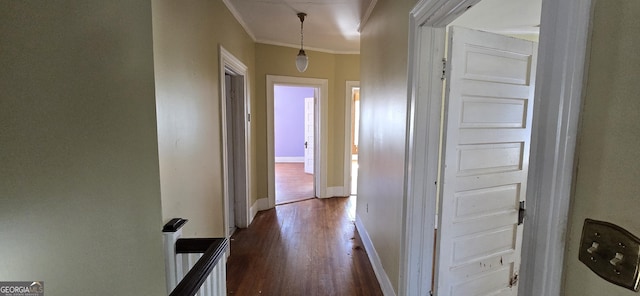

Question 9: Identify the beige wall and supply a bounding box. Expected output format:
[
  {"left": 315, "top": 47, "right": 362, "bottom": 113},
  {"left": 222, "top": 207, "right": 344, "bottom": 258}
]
[
  {"left": 358, "top": 0, "right": 418, "bottom": 292},
  {"left": 254, "top": 43, "right": 360, "bottom": 200},
  {"left": 0, "top": 1, "right": 166, "bottom": 294},
  {"left": 562, "top": 1, "right": 640, "bottom": 295},
  {"left": 152, "top": 1, "right": 256, "bottom": 237}
]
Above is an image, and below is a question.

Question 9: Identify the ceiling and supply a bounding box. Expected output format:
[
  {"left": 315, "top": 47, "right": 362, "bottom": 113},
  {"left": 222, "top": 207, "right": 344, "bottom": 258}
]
[
  {"left": 222, "top": 0, "right": 541, "bottom": 54},
  {"left": 451, "top": 0, "right": 541, "bottom": 36},
  {"left": 222, "top": 0, "right": 374, "bottom": 54}
]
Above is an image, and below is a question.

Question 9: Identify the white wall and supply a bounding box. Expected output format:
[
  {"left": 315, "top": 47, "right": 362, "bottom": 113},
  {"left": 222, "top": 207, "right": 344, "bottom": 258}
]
[{"left": 0, "top": 1, "right": 166, "bottom": 294}]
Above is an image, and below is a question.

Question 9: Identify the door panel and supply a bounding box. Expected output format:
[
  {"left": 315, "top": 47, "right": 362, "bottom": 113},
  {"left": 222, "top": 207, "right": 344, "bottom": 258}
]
[
  {"left": 304, "top": 97, "right": 314, "bottom": 174},
  {"left": 435, "top": 27, "right": 537, "bottom": 296}
]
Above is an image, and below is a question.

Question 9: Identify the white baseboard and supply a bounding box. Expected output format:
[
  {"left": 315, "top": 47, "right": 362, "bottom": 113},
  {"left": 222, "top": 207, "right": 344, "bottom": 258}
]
[
  {"left": 356, "top": 215, "right": 396, "bottom": 296},
  {"left": 256, "top": 197, "right": 269, "bottom": 211},
  {"left": 250, "top": 198, "right": 270, "bottom": 224},
  {"left": 326, "top": 186, "right": 347, "bottom": 197},
  {"left": 275, "top": 157, "right": 304, "bottom": 163},
  {"left": 250, "top": 200, "right": 260, "bottom": 224}
]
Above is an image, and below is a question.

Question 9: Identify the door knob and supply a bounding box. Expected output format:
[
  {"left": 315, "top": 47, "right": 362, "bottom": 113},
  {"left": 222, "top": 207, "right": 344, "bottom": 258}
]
[{"left": 304, "top": 141, "right": 308, "bottom": 148}]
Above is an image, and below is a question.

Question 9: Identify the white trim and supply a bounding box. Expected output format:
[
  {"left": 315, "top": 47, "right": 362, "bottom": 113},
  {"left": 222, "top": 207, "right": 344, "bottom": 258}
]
[
  {"left": 400, "top": 16, "right": 445, "bottom": 296},
  {"left": 220, "top": 46, "right": 252, "bottom": 238},
  {"left": 401, "top": 0, "right": 592, "bottom": 295},
  {"left": 163, "top": 227, "right": 183, "bottom": 292},
  {"left": 356, "top": 216, "right": 396, "bottom": 296},
  {"left": 221, "top": 0, "right": 257, "bottom": 41},
  {"left": 344, "top": 81, "right": 360, "bottom": 198},
  {"left": 519, "top": 0, "right": 592, "bottom": 294},
  {"left": 267, "top": 76, "right": 329, "bottom": 208},
  {"left": 250, "top": 198, "right": 269, "bottom": 222},
  {"left": 257, "top": 197, "right": 270, "bottom": 211},
  {"left": 250, "top": 200, "right": 259, "bottom": 221},
  {"left": 326, "top": 186, "right": 347, "bottom": 197},
  {"left": 275, "top": 157, "right": 304, "bottom": 163},
  {"left": 358, "top": 0, "right": 379, "bottom": 33}
]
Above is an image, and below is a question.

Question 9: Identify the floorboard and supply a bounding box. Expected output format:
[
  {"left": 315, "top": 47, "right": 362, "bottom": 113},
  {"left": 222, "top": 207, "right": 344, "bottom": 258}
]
[
  {"left": 226, "top": 197, "right": 383, "bottom": 296},
  {"left": 275, "top": 163, "right": 314, "bottom": 204}
]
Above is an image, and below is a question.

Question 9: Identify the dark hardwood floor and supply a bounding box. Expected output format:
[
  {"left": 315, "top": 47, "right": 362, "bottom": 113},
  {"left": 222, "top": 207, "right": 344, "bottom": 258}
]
[{"left": 226, "top": 197, "right": 383, "bottom": 296}]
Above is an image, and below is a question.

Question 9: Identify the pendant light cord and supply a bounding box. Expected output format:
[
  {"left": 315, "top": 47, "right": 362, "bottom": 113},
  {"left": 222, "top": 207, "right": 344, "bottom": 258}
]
[{"left": 298, "top": 13, "right": 306, "bottom": 51}]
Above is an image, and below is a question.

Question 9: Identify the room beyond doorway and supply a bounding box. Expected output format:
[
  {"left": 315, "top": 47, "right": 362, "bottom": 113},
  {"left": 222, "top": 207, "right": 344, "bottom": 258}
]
[
  {"left": 267, "top": 75, "right": 329, "bottom": 208},
  {"left": 273, "top": 85, "right": 316, "bottom": 205}
]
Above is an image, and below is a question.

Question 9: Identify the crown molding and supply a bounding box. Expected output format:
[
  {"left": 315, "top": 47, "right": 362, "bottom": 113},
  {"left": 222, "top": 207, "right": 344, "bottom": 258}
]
[
  {"left": 222, "top": 0, "right": 257, "bottom": 41},
  {"left": 358, "top": 0, "right": 379, "bottom": 32},
  {"left": 256, "top": 40, "right": 360, "bottom": 55}
]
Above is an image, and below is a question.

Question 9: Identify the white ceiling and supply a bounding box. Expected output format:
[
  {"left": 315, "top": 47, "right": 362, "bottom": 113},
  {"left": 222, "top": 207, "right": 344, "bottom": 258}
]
[
  {"left": 222, "top": 0, "right": 374, "bottom": 54},
  {"left": 222, "top": 0, "right": 541, "bottom": 54},
  {"left": 451, "top": 0, "right": 541, "bottom": 36}
]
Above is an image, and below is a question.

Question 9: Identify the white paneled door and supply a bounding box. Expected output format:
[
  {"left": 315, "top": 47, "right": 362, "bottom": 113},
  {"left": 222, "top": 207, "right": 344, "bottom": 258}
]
[
  {"left": 304, "top": 97, "right": 314, "bottom": 174},
  {"left": 435, "top": 27, "right": 537, "bottom": 296}
]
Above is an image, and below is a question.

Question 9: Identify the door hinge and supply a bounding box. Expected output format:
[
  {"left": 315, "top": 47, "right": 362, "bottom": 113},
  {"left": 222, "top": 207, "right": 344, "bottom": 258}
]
[
  {"left": 518, "top": 201, "right": 526, "bottom": 225},
  {"left": 247, "top": 113, "right": 251, "bottom": 122},
  {"left": 429, "top": 290, "right": 434, "bottom": 296},
  {"left": 441, "top": 58, "right": 447, "bottom": 81}
]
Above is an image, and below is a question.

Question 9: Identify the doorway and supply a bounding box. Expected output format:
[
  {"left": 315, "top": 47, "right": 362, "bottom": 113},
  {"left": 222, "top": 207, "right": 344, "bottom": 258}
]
[
  {"left": 266, "top": 75, "right": 329, "bottom": 209},
  {"left": 435, "top": 26, "right": 538, "bottom": 295},
  {"left": 344, "top": 81, "right": 360, "bottom": 196},
  {"left": 402, "top": 0, "right": 591, "bottom": 295},
  {"left": 220, "top": 46, "right": 251, "bottom": 238},
  {"left": 273, "top": 85, "right": 316, "bottom": 205}
]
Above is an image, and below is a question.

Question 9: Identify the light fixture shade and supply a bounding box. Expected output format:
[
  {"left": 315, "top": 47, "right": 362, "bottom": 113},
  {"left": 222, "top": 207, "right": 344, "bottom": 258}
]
[{"left": 296, "top": 49, "right": 308, "bottom": 72}]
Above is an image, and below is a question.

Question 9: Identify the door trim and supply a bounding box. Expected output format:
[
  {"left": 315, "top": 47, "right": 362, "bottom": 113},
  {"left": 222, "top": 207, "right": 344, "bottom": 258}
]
[
  {"left": 344, "top": 81, "right": 359, "bottom": 196},
  {"left": 401, "top": 0, "right": 592, "bottom": 295},
  {"left": 267, "top": 75, "right": 329, "bottom": 208},
  {"left": 219, "top": 46, "right": 251, "bottom": 237}
]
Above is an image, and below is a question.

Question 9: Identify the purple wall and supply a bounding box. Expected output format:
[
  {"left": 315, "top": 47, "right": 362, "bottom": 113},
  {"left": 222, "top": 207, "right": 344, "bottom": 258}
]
[{"left": 274, "top": 86, "right": 314, "bottom": 158}]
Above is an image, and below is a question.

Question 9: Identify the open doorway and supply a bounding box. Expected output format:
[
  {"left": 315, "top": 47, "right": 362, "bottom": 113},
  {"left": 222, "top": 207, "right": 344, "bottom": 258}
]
[
  {"left": 401, "top": 0, "right": 592, "bottom": 294},
  {"left": 344, "top": 81, "right": 360, "bottom": 197},
  {"left": 401, "top": 0, "right": 548, "bottom": 294},
  {"left": 433, "top": 25, "right": 539, "bottom": 295},
  {"left": 274, "top": 85, "right": 316, "bottom": 205},
  {"left": 266, "top": 75, "right": 329, "bottom": 209},
  {"left": 220, "top": 46, "right": 251, "bottom": 238}
]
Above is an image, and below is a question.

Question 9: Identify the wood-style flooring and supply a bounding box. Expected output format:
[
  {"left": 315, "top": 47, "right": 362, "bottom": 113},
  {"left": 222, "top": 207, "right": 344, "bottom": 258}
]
[
  {"left": 226, "top": 197, "right": 383, "bottom": 296},
  {"left": 275, "top": 163, "right": 314, "bottom": 204}
]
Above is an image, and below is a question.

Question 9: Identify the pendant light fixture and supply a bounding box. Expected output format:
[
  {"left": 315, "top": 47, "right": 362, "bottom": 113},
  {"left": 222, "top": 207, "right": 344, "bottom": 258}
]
[{"left": 295, "top": 12, "right": 308, "bottom": 72}]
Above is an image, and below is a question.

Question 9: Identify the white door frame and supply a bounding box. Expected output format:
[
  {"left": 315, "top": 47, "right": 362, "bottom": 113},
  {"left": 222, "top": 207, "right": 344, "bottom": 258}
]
[
  {"left": 220, "top": 46, "right": 252, "bottom": 237},
  {"left": 267, "top": 75, "right": 329, "bottom": 208},
  {"left": 344, "top": 81, "right": 359, "bottom": 196},
  {"left": 401, "top": 0, "right": 592, "bottom": 295}
]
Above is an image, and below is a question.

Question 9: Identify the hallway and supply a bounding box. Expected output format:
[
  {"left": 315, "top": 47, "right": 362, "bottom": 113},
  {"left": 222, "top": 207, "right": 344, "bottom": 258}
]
[{"left": 226, "top": 197, "right": 382, "bottom": 295}]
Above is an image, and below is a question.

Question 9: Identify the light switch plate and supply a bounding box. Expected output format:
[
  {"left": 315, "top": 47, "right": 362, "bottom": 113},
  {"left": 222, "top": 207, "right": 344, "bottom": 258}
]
[{"left": 579, "top": 219, "right": 640, "bottom": 291}]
